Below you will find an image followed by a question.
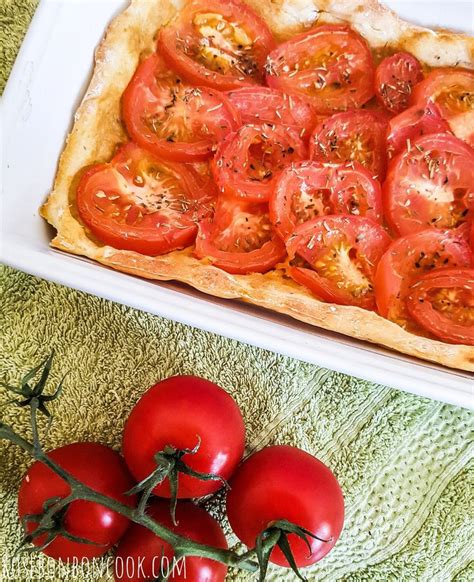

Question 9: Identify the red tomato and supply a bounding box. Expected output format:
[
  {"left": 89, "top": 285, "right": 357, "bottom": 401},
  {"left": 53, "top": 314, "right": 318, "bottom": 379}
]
[
  {"left": 122, "top": 53, "right": 240, "bottom": 162},
  {"left": 406, "top": 268, "right": 474, "bottom": 345},
  {"left": 226, "top": 87, "right": 319, "bottom": 137},
  {"left": 195, "top": 197, "right": 286, "bottom": 274},
  {"left": 265, "top": 25, "right": 375, "bottom": 114},
  {"left": 77, "top": 143, "right": 214, "bottom": 255},
  {"left": 375, "top": 52, "right": 423, "bottom": 114},
  {"left": 386, "top": 101, "right": 451, "bottom": 159},
  {"left": 17, "top": 443, "right": 136, "bottom": 561},
  {"left": 309, "top": 110, "right": 388, "bottom": 179},
  {"left": 158, "top": 0, "right": 275, "bottom": 90},
  {"left": 211, "top": 123, "right": 307, "bottom": 202},
  {"left": 286, "top": 215, "right": 391, "bottom": 309},
  {"left": 384, "top": 133, "right": 474, "bottom": 236},
  {"left": 410, "top": 68, "right": 474, "bottom": 146},
  {"left": 226, "top": 445, "right": 344, "bottom": 568},
  {"left": 122, "top": 376, "right": 245, "bottom": 499},
  {"left": 270, "top": 161, "right": 383, "bottom": 240},
  {"left": 374, "top": 228, "right": 473, "bottom": 324},
  {"left": 114, "top": 500, "right": 227, "bottom": 582}
]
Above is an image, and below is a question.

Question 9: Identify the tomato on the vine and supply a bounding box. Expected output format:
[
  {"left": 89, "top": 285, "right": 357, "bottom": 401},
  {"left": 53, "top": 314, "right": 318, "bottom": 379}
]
[
  {"left": 227, "top": 445, "right": 344, "bottom": 569},
  {"left": 17, "top": 443, "right": 137, "bottom": 561},
  {"left": 122, "top": 376, "right": 245, "bottom": 499},
  {"left": 114, "top": 500, "right": 228, "bottom": 582}
]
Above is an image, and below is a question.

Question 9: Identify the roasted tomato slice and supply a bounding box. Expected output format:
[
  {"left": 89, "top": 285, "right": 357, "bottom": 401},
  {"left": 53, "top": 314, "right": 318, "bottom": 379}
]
[
  {"left": 270, "top": 161, "right": 383, "bottom": 240},
  {"left": 286, "top": 215, "right": 391, "bottom": 309},
  {"left": 411, "top": 68, "right": 474, "bottom": 147},
  {"left": 158, "top": 0, "right": 275, "bottom": 90},
  {"left": 194, "top": 197, "right": 286, "bottom": 274},
  {"left": 374, "top": 228, "right": 473, "bottom": 324},
  {"left": 384, "top": 133, "right": 474, "bottom": 236},
  {"left": 406, "top": 268, "right": 474, "bottom": 345},
  {"left": 212, "top": 123, "right": 307, "bottom": 202},
  {"left": 309, "top": 110, "right": 388, "bottom": 179},
  {"left": 122, "top": 53, "right": 240, "bottom": 162},
  {"left": 375, "top": 52, "right": 423, "bottom": 114},
  {"left": 77, "top": 143, "right": 213, "bottom": 255},
  {"left": 265, "top": 25, "right": 375, "bottom": 114},
  {"left": 386, "top": 101, "right": 451, "bottom": 159},
  {"left": 226, "top": 86, "right": 319, "bottom": 137}
]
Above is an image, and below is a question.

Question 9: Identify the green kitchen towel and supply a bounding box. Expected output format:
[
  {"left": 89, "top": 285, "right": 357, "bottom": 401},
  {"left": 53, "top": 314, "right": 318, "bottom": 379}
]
[{"left": 1, "top": 2, "right": 473, "bottom": 581}]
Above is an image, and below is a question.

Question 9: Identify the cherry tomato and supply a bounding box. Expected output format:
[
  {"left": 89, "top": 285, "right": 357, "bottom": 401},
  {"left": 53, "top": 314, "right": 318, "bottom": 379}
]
[
  {"left": 122, "top": 376, "right": 245, "bottom": 499},
  {"left": 212, "top": 123, "right": 307, "bottom": 202},
  {"left": 309, "top": 110, "right": 388, "bottom": 179},
  {"left": 411, "top": 68, "right": 474, "bottom": 147},
  {"left": 195, "top": 197, "right": 286, "bottom": 274},
  {"left": 265, "top": 25, "right": 374, "bottom": 114},
  {"left": 158, "top": 0, "right": 275, "bottom": 90},
  {"left": 270, "top": 161, "right": 383, "bottom": 240},
  {"left": 122, "top": 53, "right": 240, "bottom": 162},
  {"left": 375, "top": 51, "right": 423, "bottom": 114},
  {"left": 386, "top": 101, "right": 451, "bottom": 159},
  {"left": 114, "top": 500, "right": 227, "bottom": 582},
  {"left": 384, "top": 133, "right": 474, "bottom": 236},
  {"left": 77, "top": 143, "right": 214, "bottom": 255},
  {"left": 374, "top": 228, "right": 473, "bottom": 324},
  {"left": 226, "top": 445, "right": 344, "bottom": 568},
  {"left": 17, "top": 443, "right": 136, "bottom": 561},
  {"left": 286, "top": 215, "right": 391, "bottom": 309},
  {"left": 226, "top": 86, "right": 319, "bottom": 137},
  {"left": 406, "top": 268, "right": 474, "bottom": 345}
]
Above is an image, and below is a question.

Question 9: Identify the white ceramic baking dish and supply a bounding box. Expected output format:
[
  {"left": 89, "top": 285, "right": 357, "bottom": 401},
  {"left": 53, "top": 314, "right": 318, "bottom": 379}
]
[{"left": 2, "top": 0, "right": 473, "bottom": 408}]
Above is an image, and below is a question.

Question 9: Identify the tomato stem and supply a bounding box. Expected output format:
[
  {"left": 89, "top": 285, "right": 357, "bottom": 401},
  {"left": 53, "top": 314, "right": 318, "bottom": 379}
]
[{"left": 0, "top": 358, "right": 258, "bottom": 574}]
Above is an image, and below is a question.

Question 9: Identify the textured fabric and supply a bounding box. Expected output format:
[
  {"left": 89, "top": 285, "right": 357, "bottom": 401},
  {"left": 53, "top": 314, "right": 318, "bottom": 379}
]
[{"left": 1, "top": 2, "right": 473, "bottom": 581}]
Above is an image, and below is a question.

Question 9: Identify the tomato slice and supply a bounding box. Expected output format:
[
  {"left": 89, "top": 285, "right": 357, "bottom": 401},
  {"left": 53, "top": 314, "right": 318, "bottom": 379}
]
[
  {"left": 309, "top": 110, "right": 388, "bottom": 179},
  {"left": 265, "top": 25, "right": 375, "bottom": 114},
  {"left": 194, "top": 197, "right": 286, "bottom": 274},
  {"left": 384, "top": 133, "right": 474, "bottom": 236},
  {"left": 375, "top": 52, "right": 423, "bottom": 114},
  {"left": 374, "top": 228, "right": 473, "bottom": 324},
  {"left": 77, "top": 143, "right": 213, "bottom": 255},
  {"left": 270, "top": 161, "right": 383, "bottom": 240},
  {"left": 122, "top": 53, "right": 240, "bottom": 162},
  {"left": 411, "top": 68, "right": 474, "bottom": 147},
  {"left": 212, "top": 123, "right": 307, "bottom": 203},
  {"left": 286, "top": 215, "right": 391, "bottom": 309},
  {"left": 226, "top": 86, "right": 319, "bottom": 138},
  {"left": 158, "top": 0, "right": 275, "bottom": 90},
  {"left": 406, "top": 268, "right": 474, "bottom": 345},
  {"left": 386, "top": 101, "right": 451, "bottom": 159}
]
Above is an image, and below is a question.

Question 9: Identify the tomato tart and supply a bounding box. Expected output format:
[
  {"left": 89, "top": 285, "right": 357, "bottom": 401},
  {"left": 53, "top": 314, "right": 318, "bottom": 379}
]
[{"left": 41, "top": 0, "right": 474, "bottom": 371}]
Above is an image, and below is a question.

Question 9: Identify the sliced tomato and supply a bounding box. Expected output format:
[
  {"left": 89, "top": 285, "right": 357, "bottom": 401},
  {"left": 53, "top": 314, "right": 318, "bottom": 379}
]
[
  {"left": 227, "top": 86, "right": 319, "bottom": 137},
  {"left": 270, "top": 161, "right": 383, "bottom": 240},
  {"left": 77, "top": 143, "right": 213, "bottom": 255},
  {"left": 286, "top": 215, "right": 391, "bottom": 309},
  {"left": 375, "top": 52, "right": 423, "bottom": 114},
  {"left": 411, "top": 68, "right": 474, "bottom": 147},
  {"left": 194, "top": 197, "right": 286, "bottom": 274},
  {"left": 122, "top": 53, "right": 240, "bottom": 162},
  {"left": 158, "top": 0, "right": 275, "bottom": 90},
  {"left": 384, "top": 133, "right": 474, "bottom": 236},
  {"left": 406, "top": 268, "right": 474, "bottom": 345},
  {"left": 374, "top": 228, "right": 473, "bottom": 324},
  {"left": 386, "top": 101, "right": 451, "bottom": 159},
  {"left": 265, "top": 25, "right": 375, "bottom": 114},
  {"left": 212, "top": 123, "right": 307, "bottom": 202},
  {"left": 309, "top": 110, "right": 388, "bottom": 179}
]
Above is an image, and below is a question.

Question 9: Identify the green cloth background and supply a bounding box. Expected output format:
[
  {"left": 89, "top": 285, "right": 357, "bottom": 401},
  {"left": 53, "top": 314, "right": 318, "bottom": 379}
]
[{"left": 1, "top": 1, "right": 473, "bottom": 580}]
